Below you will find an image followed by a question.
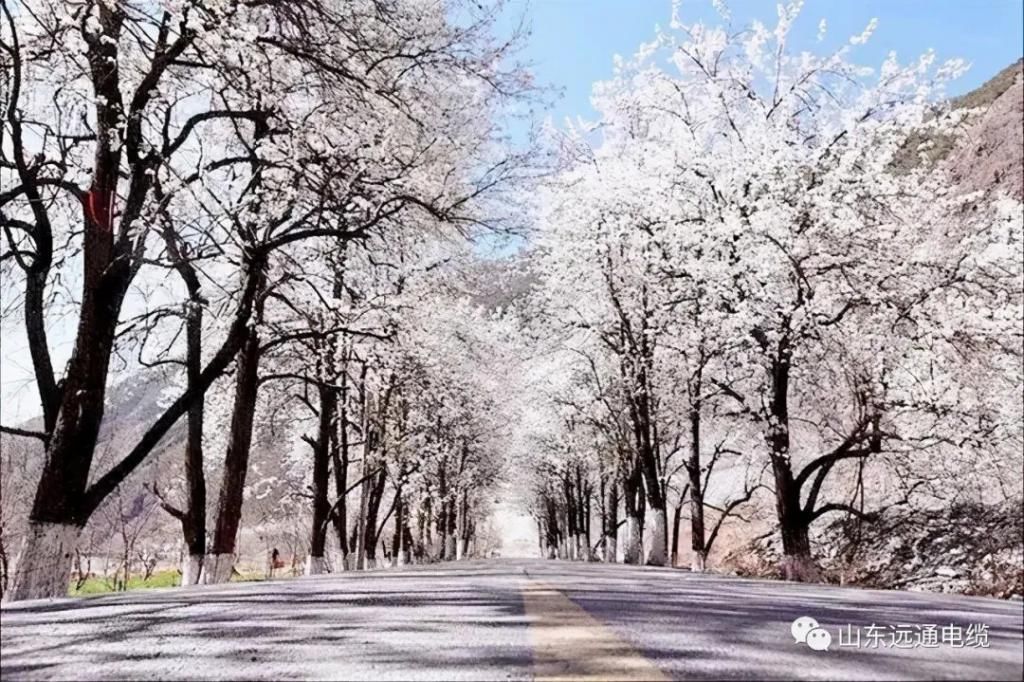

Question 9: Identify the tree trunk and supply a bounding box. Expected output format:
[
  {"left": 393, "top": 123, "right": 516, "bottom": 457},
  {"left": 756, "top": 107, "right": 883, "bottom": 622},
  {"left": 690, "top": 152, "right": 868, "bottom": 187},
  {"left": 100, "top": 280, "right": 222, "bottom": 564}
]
[
  {"left": 563, "top": 473, "right": 578, "bottom": 560},
  {"left": 622, "top": 463, "right": 643, "bottom": 565},
  {"left": 604, "top": 480, "right": 619, "bottom": 563},
  {"left": 305, "top": 555, "right": 327, "bottom": 575},
  {"left": 179, "top": 309, "right": 207, "bottom": 585},
  {"left": 7, "top": 55, "right": 138, "bottom": 599},
  {"left": 443, "top": 495, "right": 458, "bottom": 561},
  {"left": 362, "top": 467, "right": 386, "bottom": 568},
  {"left": 670, "top": 501, "right": 682, "bottom": 568},
  {"left": 776, "top": 465, "right": 815, "bottom": 580},
  {"left": 687, "top": 433, "right": 707, "bottom": 573},
  {"left": 401, "top": 518, "right": 414, "bottom": 566},
  {"left": 417, "top": 500, "right": 430, "bottom": 562},
  {"left": 460, "top": 518, "right": 472, "bottom": 560},
  {"left": 330, "top": 346, "right": 350, "bottom": 566},
  {"left": 207, "top": 322, "right": 262, "bottom": 583},
  {"left": 435, "top": 458, "right": 449, "bottom": 561},
  {"left": 5, "top": 522, "right": 82, "bottom": 601},
  {"left": 308, "top": 385, "right": 336, "bottom": 573},
  {"left": 161, "top": 220, "right": 209, "bottom": 586},
  {"left": 392, "top": 493, "right": 406, "bottom": 566},
  {"left": 646, "top": 505, "right": 668, "bottom": 566},
  {"left": 457, "top": 490, "right": 470, "bottom": 560},
  {"left": 204, "top": 554, "right": 235, "bottom": 584},
  {"left": 181, "top": 554, "right": 203, "bottom": 586},
  {"left": 544, "top": 498, "right": 560, "bottom": 559},
  {"left": 10, "top": 271, "right": 131, "bottom": 600},
  {"left": 767, "top": 337, "right": 818, "bottom": 581}
]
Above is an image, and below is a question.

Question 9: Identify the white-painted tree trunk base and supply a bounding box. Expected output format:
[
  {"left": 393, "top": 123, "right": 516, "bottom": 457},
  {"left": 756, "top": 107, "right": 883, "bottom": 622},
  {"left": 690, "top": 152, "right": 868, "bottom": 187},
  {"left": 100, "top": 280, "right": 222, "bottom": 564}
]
[
  {"left": 691, "top": 552, "right": 707, "bottom": 573},
  {"left": 646, "top": 509, "right": 668, "bottom": 566},
  {"left": 5, "top": 522, "right": 81, "bottom": 602},
  {"left": 604, "top": 536, "right": 617, "bottom": 563},
  {"left": 624, "top": 515, "right": 642, "bottom": 564},
  {"left": 202, "top": 554, "right": 235, "bottom": 584},
  {"left": 305, "top": 556, "right": 327, "bottom": 575},
  {"left": 576, "top": 534, "right": 588, "bottom": 561},
  {"left": 181, "top": 554, "right": 204, "bottom": 585}
]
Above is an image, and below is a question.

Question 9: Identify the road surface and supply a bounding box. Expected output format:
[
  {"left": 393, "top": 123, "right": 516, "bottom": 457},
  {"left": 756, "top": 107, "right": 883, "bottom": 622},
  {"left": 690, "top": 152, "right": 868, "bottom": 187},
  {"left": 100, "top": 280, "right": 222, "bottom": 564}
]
[{"left": 1, "top": 559, "right": 1021, "bottom": 680}]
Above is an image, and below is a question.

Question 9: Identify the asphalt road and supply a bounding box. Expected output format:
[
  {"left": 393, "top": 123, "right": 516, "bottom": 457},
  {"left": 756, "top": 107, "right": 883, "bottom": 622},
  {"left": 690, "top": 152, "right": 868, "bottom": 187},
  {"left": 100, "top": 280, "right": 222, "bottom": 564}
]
[{"left": 1, "top": 559, "right": 1021, "bottom": 681}]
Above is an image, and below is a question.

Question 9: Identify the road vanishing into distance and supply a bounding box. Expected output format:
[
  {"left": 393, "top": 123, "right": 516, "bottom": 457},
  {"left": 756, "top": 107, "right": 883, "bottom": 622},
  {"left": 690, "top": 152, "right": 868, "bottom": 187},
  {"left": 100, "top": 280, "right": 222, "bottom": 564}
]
[{"left": 1, "top": 559, "right": 1022, "bottom": 681}]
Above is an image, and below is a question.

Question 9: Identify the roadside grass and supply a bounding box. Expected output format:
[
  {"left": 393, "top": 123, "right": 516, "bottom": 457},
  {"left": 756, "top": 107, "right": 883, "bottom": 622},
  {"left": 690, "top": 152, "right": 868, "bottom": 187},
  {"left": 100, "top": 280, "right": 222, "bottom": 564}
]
[
  {"left": 68, "top": 567, "right": 271, "bottom": 595},
  {"left": 69, "top": 568, "right": 181, "bottom": 596}
]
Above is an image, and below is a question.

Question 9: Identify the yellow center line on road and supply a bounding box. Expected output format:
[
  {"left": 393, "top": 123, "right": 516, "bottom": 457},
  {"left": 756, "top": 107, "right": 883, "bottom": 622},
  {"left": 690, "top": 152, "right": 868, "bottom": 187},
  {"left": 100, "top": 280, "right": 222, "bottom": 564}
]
[{"left": 521, "top": 580, "right": 669, "bottom": 682}]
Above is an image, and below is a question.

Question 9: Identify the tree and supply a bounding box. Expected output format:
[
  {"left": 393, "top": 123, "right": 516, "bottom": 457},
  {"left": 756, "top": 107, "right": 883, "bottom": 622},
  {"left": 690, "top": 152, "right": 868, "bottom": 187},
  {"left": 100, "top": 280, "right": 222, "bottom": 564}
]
[
  {"left": 555, "top": 0, "right": 1022, "bottom": 578},
  {"left": 1, "top": 0, "right": 532, "bottom": 600}
]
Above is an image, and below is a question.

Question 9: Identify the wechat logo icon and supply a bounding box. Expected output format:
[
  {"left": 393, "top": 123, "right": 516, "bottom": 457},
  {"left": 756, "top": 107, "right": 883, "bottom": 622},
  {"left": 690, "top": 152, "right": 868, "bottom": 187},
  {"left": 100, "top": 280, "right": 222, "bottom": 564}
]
[{"left": 792, "top": 616, "right": 832, "bottom": 652}]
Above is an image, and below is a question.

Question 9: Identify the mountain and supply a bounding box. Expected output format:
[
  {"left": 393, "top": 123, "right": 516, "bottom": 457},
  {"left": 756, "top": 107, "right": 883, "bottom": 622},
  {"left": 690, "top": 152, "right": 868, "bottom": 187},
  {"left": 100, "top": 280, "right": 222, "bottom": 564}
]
[{"left": 945, "top": 59, "right": 1023, "bottom": 200}]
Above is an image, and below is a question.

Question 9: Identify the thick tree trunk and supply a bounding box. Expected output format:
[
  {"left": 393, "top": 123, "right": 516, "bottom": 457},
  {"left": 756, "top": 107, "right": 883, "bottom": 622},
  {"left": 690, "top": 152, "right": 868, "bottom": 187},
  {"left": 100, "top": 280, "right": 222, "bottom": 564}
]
[
  {"left": 460, "top": 520, "right": 472, "bottom": 560},
  {"left": 646, "top": 505, "right": 668, "bottom": 566},
  {"left": 766, "top": 337, "right": 819, "bottom": 581},
  {"left": 401, "top": 519, "right": 414, "bottom": 566},
  {"left": 622, "top": 464, "right": 643, "bottom": 565},
  {"left": 362, "top": 466, "right": 386, "bottom": 568},
  {"left": 11, "top": 264, "right": 132, "bottom": 600},
  {"left": 204, "top": 554, "right": 234, "bottom": 584},
  {"left": 305, "top": 555, "right": 327, "bottom": 575},
  {"left": 207, "top": 323, "right": 262, "bottom": 583},
  {"left": 780, "top": 522, "right": 815, "bottom": 580},
  {"left": 5, "top": 522, "right": 81, "bottom": 602},
  {"left": 777, "top": 467, "right": 815, "bottom": 580},
  {"left": 687, "top": 408, "right": 707, "bottom": 572},
  {"left": 543, "top": 498, "right": 560, "bottom": 559},
  {"left": 308, "top": 386, "right": 336, "bottom": 570},
  {"left": 178, "top": 307, "right": 207, "bottom": 585},
  {"left": 181, "top": 554, "right": 204, "bottom": 586}
]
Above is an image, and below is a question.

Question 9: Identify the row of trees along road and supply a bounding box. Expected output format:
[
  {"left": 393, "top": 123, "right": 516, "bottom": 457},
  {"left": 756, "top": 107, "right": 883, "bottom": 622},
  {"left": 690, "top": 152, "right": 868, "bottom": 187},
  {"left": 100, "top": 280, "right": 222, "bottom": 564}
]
[
  {"left": 516, "top": 4, "right": 1022, "bottom": 579},
  {"left": 1, "top": 0, "right": 1021, "bottom": 601},
  {"left": 0, "top": 0, "right": 535, "bottom": 601}
]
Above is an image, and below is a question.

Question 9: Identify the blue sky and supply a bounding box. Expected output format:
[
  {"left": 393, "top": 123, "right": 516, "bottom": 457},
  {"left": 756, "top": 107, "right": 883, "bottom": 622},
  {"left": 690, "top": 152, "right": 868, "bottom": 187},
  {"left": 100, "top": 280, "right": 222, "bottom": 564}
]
[{"left": 501, "top": 0, "right": 1024, "bottom": 126}]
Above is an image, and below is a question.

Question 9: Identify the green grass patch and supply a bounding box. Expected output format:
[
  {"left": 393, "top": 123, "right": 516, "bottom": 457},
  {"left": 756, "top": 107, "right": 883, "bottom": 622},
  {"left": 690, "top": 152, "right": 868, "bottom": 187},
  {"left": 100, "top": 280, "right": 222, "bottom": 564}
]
[{"left": 69, "top": 568, "right": 181, "bottom": 596}]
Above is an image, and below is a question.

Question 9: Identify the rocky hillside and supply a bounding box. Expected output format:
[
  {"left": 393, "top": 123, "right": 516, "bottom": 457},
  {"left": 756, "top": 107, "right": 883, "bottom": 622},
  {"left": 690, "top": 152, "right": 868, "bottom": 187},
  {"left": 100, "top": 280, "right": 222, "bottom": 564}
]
[
  {"left": 946, "top": 59, "right": 1023, "bottom": 200},
  {"left": 726, "top": 501, "right": 1023, "bottom": 599}
]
